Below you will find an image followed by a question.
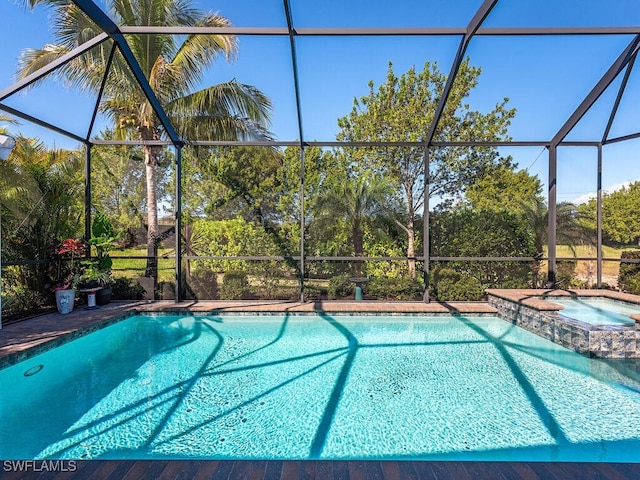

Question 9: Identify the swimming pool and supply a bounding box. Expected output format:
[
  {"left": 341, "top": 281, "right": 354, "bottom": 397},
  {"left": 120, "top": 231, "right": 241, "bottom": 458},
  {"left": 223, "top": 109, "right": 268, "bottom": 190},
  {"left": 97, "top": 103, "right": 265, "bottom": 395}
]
[
  {"left": 2, "top": 313, "right": 640, "bottom": 461},
  {"left": 545, "top": 297, "right": 639, "bottom": 327}
]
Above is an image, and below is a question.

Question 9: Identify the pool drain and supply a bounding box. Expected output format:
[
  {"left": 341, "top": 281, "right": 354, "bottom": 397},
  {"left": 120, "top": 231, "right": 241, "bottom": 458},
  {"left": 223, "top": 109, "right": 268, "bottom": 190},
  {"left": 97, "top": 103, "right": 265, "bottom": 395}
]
[{"left": 24, "top": 364, "right": 44, "bottom": 376}]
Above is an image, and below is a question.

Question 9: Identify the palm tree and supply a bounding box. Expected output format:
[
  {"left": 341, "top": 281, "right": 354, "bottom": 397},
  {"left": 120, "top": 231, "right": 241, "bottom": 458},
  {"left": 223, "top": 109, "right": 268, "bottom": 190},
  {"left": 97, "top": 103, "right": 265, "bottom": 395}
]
[
  {"left": 313, "top": 169, "right": 396, "bottom": 276},
  {"left": 0, "top": 114, "right": 19, "bottom": 134},
  {"left": 18, "top": 0, "right": 272, "bottom": 281},
  {"left": 521, "top": 198, "right": 593, "bottom": 287}
]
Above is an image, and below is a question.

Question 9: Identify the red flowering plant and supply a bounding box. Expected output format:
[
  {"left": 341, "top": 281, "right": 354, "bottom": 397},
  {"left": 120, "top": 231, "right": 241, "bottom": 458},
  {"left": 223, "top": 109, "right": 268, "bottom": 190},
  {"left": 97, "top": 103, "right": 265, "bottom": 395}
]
[{"left": 46, "top": 238, "right": 87, "bottom": 291}]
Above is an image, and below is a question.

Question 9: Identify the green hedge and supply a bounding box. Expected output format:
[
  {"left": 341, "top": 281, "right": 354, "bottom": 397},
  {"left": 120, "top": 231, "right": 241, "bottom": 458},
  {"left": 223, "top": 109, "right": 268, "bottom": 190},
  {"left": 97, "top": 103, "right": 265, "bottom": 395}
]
[
  {"left": 221, "top": 271, "right": 250, "bottom": 300},
  {"left": 328, "top": 274, "right": 353, "bottom": 299},
  {"left": 367, "top": 277, "right": 423, "bottom": 300},
  {"left": 429, "top": 268, "right": 484, "bottom": 301},
  {"left": 619, "top": 251, "right": 640, "bottom": 295}
]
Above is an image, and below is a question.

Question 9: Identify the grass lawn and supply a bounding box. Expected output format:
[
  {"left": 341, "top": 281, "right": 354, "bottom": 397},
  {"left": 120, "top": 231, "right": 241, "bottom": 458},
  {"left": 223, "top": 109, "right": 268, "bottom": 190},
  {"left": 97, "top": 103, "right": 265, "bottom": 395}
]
[
  {"left": 109, "top": 244, "right": 640, "bottom": 290},
  {"left": 549, "top": 244, "right": 640, "bottom": 286},
  {"left": 111, "top": 246, "right": 175, "bottom": 282}
]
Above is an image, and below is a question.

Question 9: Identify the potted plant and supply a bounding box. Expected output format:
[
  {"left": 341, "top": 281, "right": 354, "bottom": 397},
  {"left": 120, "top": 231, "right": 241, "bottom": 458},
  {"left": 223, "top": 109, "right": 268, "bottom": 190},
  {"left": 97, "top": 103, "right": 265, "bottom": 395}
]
[
  {"left": 74, "top": 259, "right": 111, "bottom": 290},
  {"left": 47, "top": 238, "right": 86, "bottom": 314},
  {"left": 88, "top": 211, "right": 118, "bottom": 304}
]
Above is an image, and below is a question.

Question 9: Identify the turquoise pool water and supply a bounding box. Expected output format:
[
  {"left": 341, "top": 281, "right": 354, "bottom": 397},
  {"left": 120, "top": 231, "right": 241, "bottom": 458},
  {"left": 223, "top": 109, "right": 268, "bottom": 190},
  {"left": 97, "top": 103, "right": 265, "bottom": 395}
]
[
  {"left": 546, "top": 297, "right": 639, "bottom": 326},
  {"left": 2, "top": 313, "right": 640, "bottom": 461}
]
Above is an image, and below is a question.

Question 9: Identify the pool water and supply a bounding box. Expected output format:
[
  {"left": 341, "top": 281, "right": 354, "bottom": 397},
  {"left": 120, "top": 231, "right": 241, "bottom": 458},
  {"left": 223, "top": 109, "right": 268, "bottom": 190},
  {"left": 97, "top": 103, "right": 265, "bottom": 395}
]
[
  {"left": 2, "top": 313, "right": 640, "bottom": 461},
  {"left": 545, "top": 297, "right": 639, "bottom": 326}
]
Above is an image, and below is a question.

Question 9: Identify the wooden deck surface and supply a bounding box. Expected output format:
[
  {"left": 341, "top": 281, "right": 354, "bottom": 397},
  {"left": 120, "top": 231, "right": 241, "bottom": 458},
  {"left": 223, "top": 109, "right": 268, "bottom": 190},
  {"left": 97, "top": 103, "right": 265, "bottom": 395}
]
[{"left": 1, "top": 460, "right": 640, "bottom": 479}]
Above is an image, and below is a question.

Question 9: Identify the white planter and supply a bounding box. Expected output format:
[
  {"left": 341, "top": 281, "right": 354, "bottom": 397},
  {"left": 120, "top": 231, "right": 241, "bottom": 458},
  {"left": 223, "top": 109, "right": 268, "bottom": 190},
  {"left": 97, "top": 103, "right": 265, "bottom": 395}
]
[{"left": 55, "top": 289, "right": 76, "bottom": 314}]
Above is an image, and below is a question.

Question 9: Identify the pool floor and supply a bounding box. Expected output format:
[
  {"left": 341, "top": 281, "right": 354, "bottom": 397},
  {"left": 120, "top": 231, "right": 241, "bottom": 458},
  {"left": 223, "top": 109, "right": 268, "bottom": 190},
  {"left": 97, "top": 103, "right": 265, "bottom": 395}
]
[{"left": 2, "top": 313, "right": 640, "bottom": 461}]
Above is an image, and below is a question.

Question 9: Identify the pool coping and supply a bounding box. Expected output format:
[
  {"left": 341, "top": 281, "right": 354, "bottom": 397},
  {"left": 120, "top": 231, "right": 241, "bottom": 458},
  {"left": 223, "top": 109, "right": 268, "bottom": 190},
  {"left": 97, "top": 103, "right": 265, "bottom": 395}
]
[
  {"left": 486, "top": 288, "right": 640, "bottom": 310},
  {"left": 486, "top": 289, "right": 640, "bottom": 358},
  {"left": 0, "top": 299, "right": 497, "bottom": 369}
]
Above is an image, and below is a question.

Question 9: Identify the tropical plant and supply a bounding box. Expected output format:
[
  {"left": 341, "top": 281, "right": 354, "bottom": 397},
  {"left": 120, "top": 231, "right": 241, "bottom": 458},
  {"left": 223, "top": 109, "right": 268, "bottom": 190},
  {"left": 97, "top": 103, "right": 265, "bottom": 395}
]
[
  {"left": 48, "top": 238, "right": 86, "bottom": 290},
  {"left": 18, "top": 0, "right": 272, "bottom": 287},
  {"left": 89, "top": 210, "right": 118, "bottom": 272},
  {"left": 74, "top": 259, "right": 112, "bottom": 288},
  {"left": 520, "top": 198, "right": 593, "bottom": 286},
  {"left": 311, "top": 167, "right": 398, "bottom": 276},
  {"left": 0, "top": 114, "right": 19, "bottom": 134},
  {"left": 0, "top": 138, "right": 84, "bottom": 307}
]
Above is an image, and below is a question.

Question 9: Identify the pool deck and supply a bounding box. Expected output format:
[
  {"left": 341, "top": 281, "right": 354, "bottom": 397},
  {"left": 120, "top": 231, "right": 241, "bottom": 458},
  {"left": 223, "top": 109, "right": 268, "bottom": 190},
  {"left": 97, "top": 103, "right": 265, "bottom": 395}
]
[
  {"left": 1, "top": 459, "right": 639, "bottom": 480},
  {"left": 2, "top": 299, "right": 640, "bottom": 479}
]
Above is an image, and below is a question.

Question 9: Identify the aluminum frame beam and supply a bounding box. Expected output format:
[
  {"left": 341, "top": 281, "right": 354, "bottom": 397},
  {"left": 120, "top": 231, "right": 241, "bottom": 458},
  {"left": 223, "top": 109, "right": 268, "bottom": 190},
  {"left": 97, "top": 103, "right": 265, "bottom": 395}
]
[
  {"left": 605, "top": 131, "right": 640, "bottom": 144},
  {"left": 423, "top": 148, "right": 430, "bottom": 302},
  {"left": 175, "top": 145, "right": 183, "bottom": 302},
  {"left": 0, "top": 33, "right": 110, "bottom": 102},
  {"left": 551, "top": 34, "right": 640, "bottom": 147},
  {"left": 118, "top": 26, "right": 640, "bottom": 36},
  {"left": 72, "top": 0, "right": 182, "bottom": 146},
  {"left": 86, "top": 42, "right": 117, "bottom": 140},
  {"left": 602, "top": 55, "right": 637, "bottom": 143},
  {"left": 424, "top": 0, "right": 498, "bottom": 146},
  {"left": 88, "top": 139, "right": 601, "bottom": 147},
  {"left": 283, "top": 0, "right": 307, "bottom": 302},
  {"left": 547, "top": 146, "right": 557, "bottom": 287},
  {"left": 597, "top": 145, "right": 603, "bottom": 287},
  {"left": 0, "top": 104, "right": 86, "bottom": 144},
  {"left": 84, "top": 145, "right": 92, "bottom": 245}
]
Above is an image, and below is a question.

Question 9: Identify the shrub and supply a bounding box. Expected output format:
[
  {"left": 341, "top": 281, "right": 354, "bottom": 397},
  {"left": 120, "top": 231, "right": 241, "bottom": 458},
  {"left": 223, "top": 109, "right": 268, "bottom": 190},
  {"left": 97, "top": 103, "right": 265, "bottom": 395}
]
[
  {"left": 367, "top": 277, "right": 423, "bottom": 300},
  {"left": 430, "top": 209, "right": 536, "bottom": 289},
  {"left": 429, "top": 268, "right": 484, "bottom": 301},
  {"left": 556, "top": 260, "right": 579, "bottom": 288},
  {"left": 187, "top": 267, "right": 219, "bottom": 300},
  {"left": 303, "top": 284, "right": 326, "bottom": 300},
  {"left": 111, "top": 277, "right": 145, "bottom": 300},
  {"left": 619, "top": 251, "right": 640, "bottom": 295},
  {"left": 221, "top": 271, "right": 250, "bottom": 300},
  {"left": 328, "top": 274, "right": 353, "bottom": 299}
]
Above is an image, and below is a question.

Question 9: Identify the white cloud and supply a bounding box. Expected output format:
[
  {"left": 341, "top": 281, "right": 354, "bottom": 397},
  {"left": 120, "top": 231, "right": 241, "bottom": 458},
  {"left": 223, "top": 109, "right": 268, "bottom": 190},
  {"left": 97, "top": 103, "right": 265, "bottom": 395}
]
[{"left": 572, "top": 181, "right": 632, "bottom": 204}]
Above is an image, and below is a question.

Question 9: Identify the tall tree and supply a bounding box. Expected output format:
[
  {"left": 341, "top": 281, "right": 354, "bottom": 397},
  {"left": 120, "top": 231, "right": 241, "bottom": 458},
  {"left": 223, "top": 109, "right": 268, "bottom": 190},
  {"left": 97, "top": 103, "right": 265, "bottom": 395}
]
[
  {"left": 579, "top": 181, "right": 640, "bottom": 246},
  {"left": 18, "top": 0, "right": 272, "bottom": 282},
  {"left": 90, "top": 135, "right": 154, "bottom": 238},
  {"left": 465, "top": 162, "right": 544, "bottom": 212},
  {"left": 337, "top": 60, "right": 515, "bottom": 278}
]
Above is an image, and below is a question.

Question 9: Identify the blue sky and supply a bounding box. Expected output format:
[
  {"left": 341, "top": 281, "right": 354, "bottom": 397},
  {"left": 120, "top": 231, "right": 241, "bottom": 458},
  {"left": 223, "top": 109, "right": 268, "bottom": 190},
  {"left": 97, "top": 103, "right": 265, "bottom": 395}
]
[{"left": 1, "top": 0, "right": 640, "bottom": 206}]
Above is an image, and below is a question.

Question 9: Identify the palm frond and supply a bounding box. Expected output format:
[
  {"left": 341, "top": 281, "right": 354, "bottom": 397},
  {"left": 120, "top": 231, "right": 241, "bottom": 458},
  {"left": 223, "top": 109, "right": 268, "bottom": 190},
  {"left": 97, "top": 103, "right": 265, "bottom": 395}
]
[
  {"left": 170, "top": 80, "right": 272, "bottom": 137},
  {"left": 16, "top": 44, "right": 71, "bottom": 80},
  {"left": 178, "top": 115, "right": 272, "bottom": 142},
  {"left": 171, "top": 14, "right": 237, "bottom": 91}
]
